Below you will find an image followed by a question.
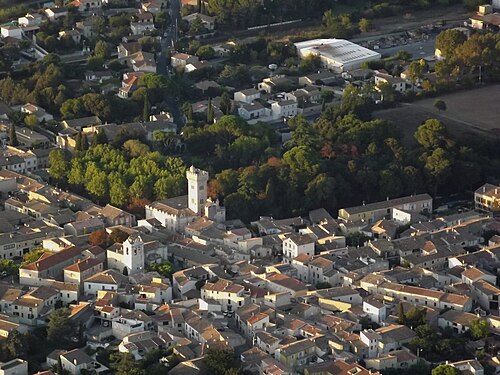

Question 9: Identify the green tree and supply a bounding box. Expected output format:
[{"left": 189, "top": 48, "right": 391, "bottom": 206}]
[
  {"left": 432, "top": 364, "right": 460, "bottom": 375},
  {"left": 85, "top": 165, "right": 108, "bottom": 201},
  {"left": 123, "top": 139, "right": 151, "bottom": 158},
  {"left": 154, "top": 176, "right": 185, "bottom": 200},
  {"left": 111, "top": 353, "right": 145, "bottom": 375},
  {"left": 143, "top": 92, "right": 150, "bottom": 122},
  {"left": 82, "top": 132, "right": 89, "bottom": 151},
  {"left": 358, "top": 18, "right": 371, "bottom": 32},
  {"left": 75, "top": 131, "right": 83, "bottom": 152},
  {"left": 0, "top": 260, "right": 18, "bottom": 275},
  {"left": 470, "top": 319, "right": 489, "bottom": 340},
  {"left": 4, "top": 330, "right": 26, "bottom": 360},
  {"left": 207, "top": 97, "right": 214, "bottom": 124},
  {"left": 9, "top": 124, "right": 18, "bottom": 146},
  {"left": 196, "top": 45, "right": 215, "bottom": 59},
  {"left": 92, "top": 128, "right": 108, "bottom": 147},
  {"left": 109, "top": 177, "right": 128, "bottom": 207},
  {"left": 182, "top": 101, "right": 193, "bottom": 122},
  {"left": 425, "top": 147, "right": 452, "bottom": 196},
  {"left": 22, "top": 248, "right": 50, "bottom": 265},
  {"left": 24, "top": 114, "right": 38, "bottom": 129},
  {"left": 47, "top": 308, "right": 73, "bottom": 344},
  {"left": 204, "top": 348, "right": 239, "bottom": 375},
  {"left": 94, "top": 40, "right": 111, "bottom": 59},
  {"left": 48, "top": 149, "right": 68, "bottom": 184},
  {"left": 220, "top": 91, "right": 232, "bottom": 115},
  {"left": 189, "top": 16, "right": 205, "bottom": 35},
  {"left": 435, "top": 29, "right": 467, "bottom": 59},
  {"left": 434, "top": 99, "right": 447, "bottom": 112},
  {"left": 408, "top": 59, "right": 427, "bottom": 87},
  {"left": 147, "top": 261, "right": 174, "bottom": 278},
  {"left": 414, "top": 119, "right": 447, "bottom": 149}
]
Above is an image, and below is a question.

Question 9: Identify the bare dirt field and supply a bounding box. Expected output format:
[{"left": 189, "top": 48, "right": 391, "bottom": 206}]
[{"left": 374, "top": 85, "right": 500, "bottom": 145}]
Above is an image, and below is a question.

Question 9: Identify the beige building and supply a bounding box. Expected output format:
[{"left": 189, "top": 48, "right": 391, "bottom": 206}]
[
  {"left": 338, "top": 193, "right": 433, "bottom": 224},
  {"left": 475, "top": 183, "right": 500, "bottom": 212},
  {"left": 64, "top": 257, "right": 104, "bottom": 286},
  {"left": 201, "top": 279, "right": 250, "bottom": 313}
]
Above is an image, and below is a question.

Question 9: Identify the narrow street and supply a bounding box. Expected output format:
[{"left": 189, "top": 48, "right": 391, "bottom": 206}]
[{"left": 158, "top": 0, "right": 184, "bottom": 126}]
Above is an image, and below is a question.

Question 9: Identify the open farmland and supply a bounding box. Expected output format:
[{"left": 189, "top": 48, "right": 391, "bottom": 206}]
[{"left": 374, "top": 84, "right": 500, "bottom": 145}]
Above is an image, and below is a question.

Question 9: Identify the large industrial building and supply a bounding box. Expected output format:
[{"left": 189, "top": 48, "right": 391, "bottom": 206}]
[{"left": 294, "top": 38, "right": 381, "bottom": 72}]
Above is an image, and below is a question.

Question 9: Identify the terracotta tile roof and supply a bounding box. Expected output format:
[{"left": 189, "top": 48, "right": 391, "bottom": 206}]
[
  {"left": 462, "top": 267, "right": 486, "bottom": 281},
  {"left": 21, "top": 246, "right": 82, "bottom": 272},
  {"left": 64, "top": 257, "right": 102, "bottom": 273},
  {"left": 293, "top": 253, "right": 312, "bottom": 263},
  {"left": 266, "top": 273, "right": 307, "bottom": 292},
  {"left": 247, "top": 312, "right": 269, "bottom": 325}
]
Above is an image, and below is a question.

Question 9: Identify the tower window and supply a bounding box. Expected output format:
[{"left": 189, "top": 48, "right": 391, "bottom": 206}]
[{"left": 199, "top": 185, "right": 204, "bottom": 190}]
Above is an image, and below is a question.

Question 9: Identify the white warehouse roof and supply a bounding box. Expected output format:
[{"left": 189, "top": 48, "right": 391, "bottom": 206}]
[{"left": 294, "top": 38, "right": 381, "bottom": 72}]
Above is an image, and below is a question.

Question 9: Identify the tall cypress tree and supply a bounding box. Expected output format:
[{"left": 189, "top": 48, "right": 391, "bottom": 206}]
[
  {"left": 81, "top": 132, "right": 89, "bottom": 151},
  {"left": 220, "top": 91, "right": 231, "bottom": 115},
  {"left": 397, "top": 301, "right": 406, "bottom": 325},
  {"left": 9, "top": 124, "right": 19, "bottom": 146},
  {"left": 57, "top": 356, "right": 63, "bottom": 375},
  {"left": 143, "top": 92, "right": 150, "bottom": 122},
  {"left": 182, "top": 101, "right": 193, "bottom": 122},
  {"left": 207, "top": 97, "right": 214, "bottom": 124},
  {"left": 75, "top": 131, "right": 82, "bottom": 151}
]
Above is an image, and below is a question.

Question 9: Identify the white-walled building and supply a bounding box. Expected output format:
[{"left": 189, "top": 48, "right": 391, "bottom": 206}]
[
  {"left": 1, "top": 26, "right": 22, "bottom": 40},
  {"left": 363, "top": 298, "right": 387, "bottom": 324},
  {"left": 234, "top": 88, "right": 260, "bottom": 104},
  {"left": 145, "top": 166, "right": 225, "bottom": 232},
  {"left": 294, "top": 39, "right": 381, "bottom": 73},
  {"left": 201, "top": 279, "right": 250, "bottom": 313},
  {"left": 283, "top": 234, "right": 315, "bottom": 263},
  {"left": 83, "top": 269, "right": 128, "bottom": 296},
  {"left": 271, "top": 100, "right": 298, "bottom": 118},
  {"left": 107, "top": 234, "right": 145, "bottom": 275}
]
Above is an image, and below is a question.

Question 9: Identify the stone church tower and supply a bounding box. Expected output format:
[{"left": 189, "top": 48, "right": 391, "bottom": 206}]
[
  {"left": 186, "top": 165, "right": 209, "bottom": 215},
  {"left": 122, "top": 234, "right": 145, "bottom": 275}
]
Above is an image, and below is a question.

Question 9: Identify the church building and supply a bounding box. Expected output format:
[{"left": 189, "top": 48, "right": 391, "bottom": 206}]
[
  {"left": 145, "top": 166, "right": 225, "bottom": 232},
  {"left": 107, "top": 234, "right": 145, "bottom": 275}
]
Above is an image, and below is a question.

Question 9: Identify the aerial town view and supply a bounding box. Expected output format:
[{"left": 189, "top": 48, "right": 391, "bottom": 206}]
[{"left": 0, "top": 0, "right": 499, "bottom": 374}]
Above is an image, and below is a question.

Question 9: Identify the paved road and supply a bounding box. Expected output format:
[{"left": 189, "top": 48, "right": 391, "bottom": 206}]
[
  {"left": 377, "top": 37, "right": 437, "bottom": 59},
  {"left": 158, "top": 0, "right": 184, "bottom": 126}
]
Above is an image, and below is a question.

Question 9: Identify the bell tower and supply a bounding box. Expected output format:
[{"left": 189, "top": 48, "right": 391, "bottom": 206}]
[
  {"left": 122, "top": 234, "right": 144, "bottom": 275},
  {"left": 186, "top": 166, "right": 209, "bottom": 215}
]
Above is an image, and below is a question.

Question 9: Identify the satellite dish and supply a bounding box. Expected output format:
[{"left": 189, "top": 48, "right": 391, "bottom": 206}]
[{"left": 268, "top": 64, "right": 278, "bottom": 71}]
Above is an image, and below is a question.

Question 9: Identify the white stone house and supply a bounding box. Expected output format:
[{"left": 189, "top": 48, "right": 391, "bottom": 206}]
[
  {"left": 1, "top": 26, "right": 22, "bottom": 40},
  {"left": 363, "top": 298, "right": 387, "bottom": 324},
  {"left": 283, "top": 234, "right": 315, "bottom": 263},
  {"left": 234, "top": 88, "right": 260, "bottom": 104},
  {"left": 271, "top": 100, "right": 298, "bottom": 118}
]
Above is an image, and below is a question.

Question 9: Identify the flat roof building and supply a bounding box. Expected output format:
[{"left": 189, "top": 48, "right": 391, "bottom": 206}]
[{"left": 294, "top": 38, "right": 381, "bottom": 73}]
